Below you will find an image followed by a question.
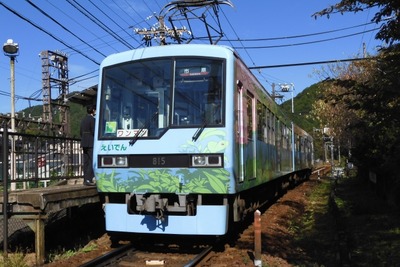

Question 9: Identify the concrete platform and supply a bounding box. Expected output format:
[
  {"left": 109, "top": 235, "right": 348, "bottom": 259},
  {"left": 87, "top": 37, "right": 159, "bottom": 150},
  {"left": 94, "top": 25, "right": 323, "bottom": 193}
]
[{"left": 0, "top": 182, "right": 100, "bottom": 265}]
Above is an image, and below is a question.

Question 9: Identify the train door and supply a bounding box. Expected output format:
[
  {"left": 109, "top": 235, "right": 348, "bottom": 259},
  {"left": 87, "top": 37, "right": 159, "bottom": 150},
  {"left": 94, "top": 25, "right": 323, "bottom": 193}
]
[
  {"left": 236, "top": 82, "right": 245, "bottom": 182},
  {"left": 276, "top": 119, "right": 282, "bottom": 172},
  {"left": 245, "top": 92, "right": 256, "bottom": 179},
  {"left": 235, "top": 84, "right": 256, "bottom": 182}
]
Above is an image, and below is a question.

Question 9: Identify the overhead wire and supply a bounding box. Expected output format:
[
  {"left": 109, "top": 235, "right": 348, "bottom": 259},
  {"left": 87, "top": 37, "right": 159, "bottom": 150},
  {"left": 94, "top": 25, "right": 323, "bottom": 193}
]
[
  {"left": 248, "top": 57, "right": 372, "bottom": 69},
  {"left": 122, "top": 0, "right": 154, "bottom": 29},
  {"left": 234, "top": 28, "right": 380, "bottom": 49},
  {"left": 219, "top": 7, "right": 280, "bottom": 87},
  {"left": 223, "top": 20, "right": 383, "bottom": 42},
  {"left": 25, "top": 0, "right": 108, "bottom": 58},
  {"left": 65, "top": 0, "right": 134, "bottom": 50},
  {"left": 88, "top": 0, "right": 141, "bottom": 46},
  {"left": 45, "top": 0, "right": 120, "bottom": 54},
  {"left": 0, "top": 1, "right": 386, "bottom": 111},
  {"left": 97, "top": 0, "right": 143, "bottom": 41},
  {"left": 0, "top": 2, "right": 100, "bottom": 65}
]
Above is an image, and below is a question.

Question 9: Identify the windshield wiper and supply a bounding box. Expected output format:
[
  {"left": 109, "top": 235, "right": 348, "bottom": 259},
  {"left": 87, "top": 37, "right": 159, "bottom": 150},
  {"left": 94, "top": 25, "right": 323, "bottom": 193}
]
[
  {"left": 192, "top": 103, "right": 222, "bottom": 142},
  {"left": 129, "top": 112, "right": 158, "bottom": 146},
  {"left": 192, "top": 120, "right": 207, "bottom": 142}
]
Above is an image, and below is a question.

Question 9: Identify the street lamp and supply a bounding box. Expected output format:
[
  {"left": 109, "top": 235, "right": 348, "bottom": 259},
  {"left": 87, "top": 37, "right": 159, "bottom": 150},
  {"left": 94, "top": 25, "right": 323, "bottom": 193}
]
[
  {"left": 3, "top": 39, "right": 19, "bottom": 133},
  {"left": 277, "top": 83, "right": 295, "bottom": 171},
  {"left": 280, "top": 83, "right": 294, "bottom": 113},
  {"left": 3, "top": 39, "right": 19, "bottom": 191}
]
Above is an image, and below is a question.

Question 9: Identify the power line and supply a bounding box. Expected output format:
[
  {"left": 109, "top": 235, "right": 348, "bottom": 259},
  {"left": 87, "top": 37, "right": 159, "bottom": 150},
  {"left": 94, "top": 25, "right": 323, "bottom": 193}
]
[
  {"left": 234, "top": 28, "right": 380, "bottom": 49},
  {"left": 25, "top": 0, "right": 108, "bottom": 58},
  {"left": 88, "top": 0, "right": 140, "bottom": 46},
  {"left": 65, "top": 0, "right": 134, "bottom": 50},
  {"left": 45, "top": 0, "right": 120, "bottom": 54},
  {"left": 248, "top": 57, "right": 372, "bottom": 69},
  {"left": 224, "top": 21, "right": 381, "bottom": 42},
  {"left": 0, "top": 2, "right": 100, "bottom": 65}
]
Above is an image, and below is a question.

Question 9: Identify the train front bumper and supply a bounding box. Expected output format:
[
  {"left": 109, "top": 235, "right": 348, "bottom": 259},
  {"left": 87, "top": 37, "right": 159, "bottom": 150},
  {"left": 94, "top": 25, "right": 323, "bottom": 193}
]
[{"left": 104, "top": 203, "right": 229, "bottom": 235}]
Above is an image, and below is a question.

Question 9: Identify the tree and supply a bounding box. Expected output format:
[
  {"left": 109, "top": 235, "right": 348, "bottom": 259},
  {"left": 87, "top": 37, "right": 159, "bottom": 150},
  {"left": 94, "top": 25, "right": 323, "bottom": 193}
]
[
  {"left": 310, "top": 78, "right": 359, "bottom": 162},
  {"left": 313, "top": 0, "right": 400, "bottom": 44},
  {"left": 312, "top": 44, "right": 400, "bottom": 205}
]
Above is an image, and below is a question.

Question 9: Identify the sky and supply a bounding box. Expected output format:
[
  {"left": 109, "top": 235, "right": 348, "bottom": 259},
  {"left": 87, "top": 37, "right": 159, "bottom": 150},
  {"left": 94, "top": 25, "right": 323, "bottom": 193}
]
[{"left": 0, "top": 0, "right": 384, "bottom": 115}]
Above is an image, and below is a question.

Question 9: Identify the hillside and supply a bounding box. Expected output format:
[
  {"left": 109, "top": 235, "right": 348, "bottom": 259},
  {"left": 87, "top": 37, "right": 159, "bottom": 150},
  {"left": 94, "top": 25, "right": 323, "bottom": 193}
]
[
  {"left": 279, "top": 83, "right": 324, "bottom": 159},
  {"left": 279, "top": 83, "right": 321, "bottom": 134},
  {"left": 20, "top": 103, "right": 86, "bottom": 137}
]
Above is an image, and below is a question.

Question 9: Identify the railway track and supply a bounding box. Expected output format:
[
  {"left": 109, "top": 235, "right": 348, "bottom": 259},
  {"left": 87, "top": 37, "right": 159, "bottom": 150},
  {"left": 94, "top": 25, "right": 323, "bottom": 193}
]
[
  {"left": 79, "top": 243, "right": 134, "bottom": 267},
  {"left": 79, "top": 242, "right": 214, "bottom": 267}
]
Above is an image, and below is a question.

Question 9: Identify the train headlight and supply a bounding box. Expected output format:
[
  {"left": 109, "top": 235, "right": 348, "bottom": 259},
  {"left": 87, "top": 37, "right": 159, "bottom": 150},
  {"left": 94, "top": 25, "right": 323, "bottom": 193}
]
[
  {"left": 191, "top": 154, "right": 223, "bottom": 167},
  {"left": 116, "top": 156, "right": 127, "bottom": 166},
  {"left": 192, "top": 155, "right": 206, "bottom": 166},
  {"left": 100, "top": 156, "right": 128, "bottom": 167}
]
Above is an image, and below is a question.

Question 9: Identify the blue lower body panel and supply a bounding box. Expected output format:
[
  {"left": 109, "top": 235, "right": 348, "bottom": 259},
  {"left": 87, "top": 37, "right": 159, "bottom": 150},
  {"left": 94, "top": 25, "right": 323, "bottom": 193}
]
[{"left": 105, "top": 203, "right": 229, "bottom": 235}]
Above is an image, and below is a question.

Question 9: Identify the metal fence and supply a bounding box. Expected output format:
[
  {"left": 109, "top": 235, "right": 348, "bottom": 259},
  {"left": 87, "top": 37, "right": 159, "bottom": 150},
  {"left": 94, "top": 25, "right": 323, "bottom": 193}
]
[{"left": 1, "top": 129, "right": 83, "bottom": 190}]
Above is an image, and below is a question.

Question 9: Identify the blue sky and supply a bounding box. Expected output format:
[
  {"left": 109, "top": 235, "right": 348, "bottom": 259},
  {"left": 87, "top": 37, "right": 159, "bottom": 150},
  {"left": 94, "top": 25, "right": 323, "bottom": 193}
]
[{"left": 0, "top": 0, "right": 383, "bottom": 115}]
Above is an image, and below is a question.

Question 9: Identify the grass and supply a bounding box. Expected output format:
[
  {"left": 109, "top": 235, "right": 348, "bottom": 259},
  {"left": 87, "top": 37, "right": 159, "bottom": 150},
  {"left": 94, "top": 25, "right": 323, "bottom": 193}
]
[
  {"left": 334, "top": 177, "right": 400, "bottom": 266},
  {"left": 48, "top": 242, "right": 98, "bottom": 263},
  {"left": 292, "top": 175, "right": 400, "bottom": 266},
  {"left": 0, "top": 241, "right": 98, "bottom": 266},
  {"left": 293, "top": 178, "right": 338, "bottom": 266},
  {"left": 0, "top": 252, "right": 28, "bottom": 267}
]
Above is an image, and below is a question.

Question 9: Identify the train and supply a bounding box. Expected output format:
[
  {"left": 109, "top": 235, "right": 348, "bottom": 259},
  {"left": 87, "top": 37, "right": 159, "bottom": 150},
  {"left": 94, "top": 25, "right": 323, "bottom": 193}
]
[{"left": 93, "top": 44, "right": 313, "bottom": 239}]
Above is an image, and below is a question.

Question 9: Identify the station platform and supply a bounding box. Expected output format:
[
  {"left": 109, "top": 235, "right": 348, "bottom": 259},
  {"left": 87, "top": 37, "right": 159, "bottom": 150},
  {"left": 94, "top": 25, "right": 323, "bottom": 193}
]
[{"left": 0, "top": 181, "right": 100, "bottom": 265}]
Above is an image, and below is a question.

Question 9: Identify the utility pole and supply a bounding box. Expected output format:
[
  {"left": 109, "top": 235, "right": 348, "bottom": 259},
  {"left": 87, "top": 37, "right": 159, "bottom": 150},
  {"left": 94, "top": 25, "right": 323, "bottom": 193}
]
[
  {"left": 40, "top": 50, "right": 70, "bottom": 136},
  {"left": 134, "top": 16, "right": 188, "bottom": 46},
  {"left": 3, "top": 39, "right": 19, "bottom": 191}
]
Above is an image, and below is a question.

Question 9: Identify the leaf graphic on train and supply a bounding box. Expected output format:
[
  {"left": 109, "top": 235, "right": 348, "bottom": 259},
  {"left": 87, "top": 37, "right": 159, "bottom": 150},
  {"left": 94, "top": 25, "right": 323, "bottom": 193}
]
[
  {"left": 129, "top": 169, "right": 147, "bottom": 182},
  {"left": 203, "top": 170, "right": 229, "bottom": 193},
  {"left": 194, "top": 187, "right": 214, "bottom": 193},
  {"left": 161, "top": 175, "right": 180, "bottom": 192},
  {"left": 210, "top": 168, "right": 231, "bottom": 181},
  {"left": 184, "top": 176, "right": 212, "bottom": 193},
  {"left": 198, "top": 129, "right": 226, "bottom": 141},
  {"left": 133, "top": 169, "right": 178, "bottom": 192},
  {"left": 204, "top": 140, "right": 229, "bottom": 153},
  {"left": 180, "top": 140, "right": 202, "bottom": 153},
  {"left": 129, "top": 169, "right": 159, "bottom": 191},
  {"left": 97, "top": 171, "right": 125, "bottom": 192},
  {"left": 135, "top": 184, "right": 158, "bottom": 192}
]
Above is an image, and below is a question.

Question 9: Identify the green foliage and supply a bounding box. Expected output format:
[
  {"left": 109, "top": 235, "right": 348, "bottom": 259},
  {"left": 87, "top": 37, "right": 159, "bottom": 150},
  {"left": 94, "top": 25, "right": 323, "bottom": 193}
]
[
  {"left": 19, "top": 103, "right": 86, "bottom": 137},
  {"left": 280, "top": 83, "right": 322, "bottom": 134},
  {"left": 339, "top": 45, "right": 400, "bottom": 172},
  {"left": 333, "top": 177, "right": 400, "bottom": 265},
  {"left": 313, "top": 0, "right": 400, "bottom": 44},
  {"left": 0, "top": 252, "right": 27, "bottom": 267},
  {"left": 47, "top": 242, "right": 97, "bottom": 263},
  {"left": 310, "top": 43, "right": 400, "bottom": 204}
]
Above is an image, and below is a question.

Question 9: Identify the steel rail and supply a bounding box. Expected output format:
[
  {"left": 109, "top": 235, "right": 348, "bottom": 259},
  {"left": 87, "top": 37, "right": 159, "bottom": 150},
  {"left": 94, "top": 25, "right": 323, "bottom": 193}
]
[
  {"left": 79, "top": 243, "right": 134, "bottom": 267},
  {"left": 184, "top": 246, "right": 213, "bottom": 267}
]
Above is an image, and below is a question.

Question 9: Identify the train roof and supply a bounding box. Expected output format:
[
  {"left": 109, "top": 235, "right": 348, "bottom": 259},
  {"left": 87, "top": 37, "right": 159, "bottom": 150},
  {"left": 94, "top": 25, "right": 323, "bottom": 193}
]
[{"left": 100, "top": 44, "right": 236, "bottom": 67}]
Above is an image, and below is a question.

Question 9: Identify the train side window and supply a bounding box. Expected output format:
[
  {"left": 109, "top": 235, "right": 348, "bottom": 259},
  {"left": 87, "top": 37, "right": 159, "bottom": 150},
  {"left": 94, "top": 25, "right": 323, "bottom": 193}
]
[
  {"left": 270, "top": 114, "right": 275, "bottom": 146},
  {"left": 246, "top": 92, "right": 254, "bottom": 140},
  {"left": 257, "top": 101, "right": 266, "bottom": 142}
]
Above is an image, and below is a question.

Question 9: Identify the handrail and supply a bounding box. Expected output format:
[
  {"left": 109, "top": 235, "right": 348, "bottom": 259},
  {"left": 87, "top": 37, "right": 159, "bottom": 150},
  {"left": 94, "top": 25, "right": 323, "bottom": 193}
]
[{"left": 0, "top": 131, "right": 84, "bottom": 190}]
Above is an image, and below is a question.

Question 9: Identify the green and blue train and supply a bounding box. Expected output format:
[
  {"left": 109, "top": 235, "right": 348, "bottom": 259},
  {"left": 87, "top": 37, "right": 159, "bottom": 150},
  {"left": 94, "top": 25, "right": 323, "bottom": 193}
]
[{"left": 93, "top": 44, "right": 313, "bottom": 237}]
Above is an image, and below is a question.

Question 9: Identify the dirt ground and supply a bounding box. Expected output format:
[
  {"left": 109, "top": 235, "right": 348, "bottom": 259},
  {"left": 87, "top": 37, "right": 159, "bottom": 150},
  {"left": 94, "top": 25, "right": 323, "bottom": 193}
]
[
  {"left": 202, "top": 178, "right": 321, "bottom": 267},
  {"left": 38, "top": 176, "right": 322, "bottom": 267},
  {"left": 16, "top": 172, "right": 400, "bottom": 266}
]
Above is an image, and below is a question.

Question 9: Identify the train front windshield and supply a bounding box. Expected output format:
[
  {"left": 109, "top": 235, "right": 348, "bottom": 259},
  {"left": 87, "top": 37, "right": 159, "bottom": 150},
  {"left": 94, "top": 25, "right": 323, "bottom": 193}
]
[{"left": 99, "top": 58, "right": 224, "bottom": 139}]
